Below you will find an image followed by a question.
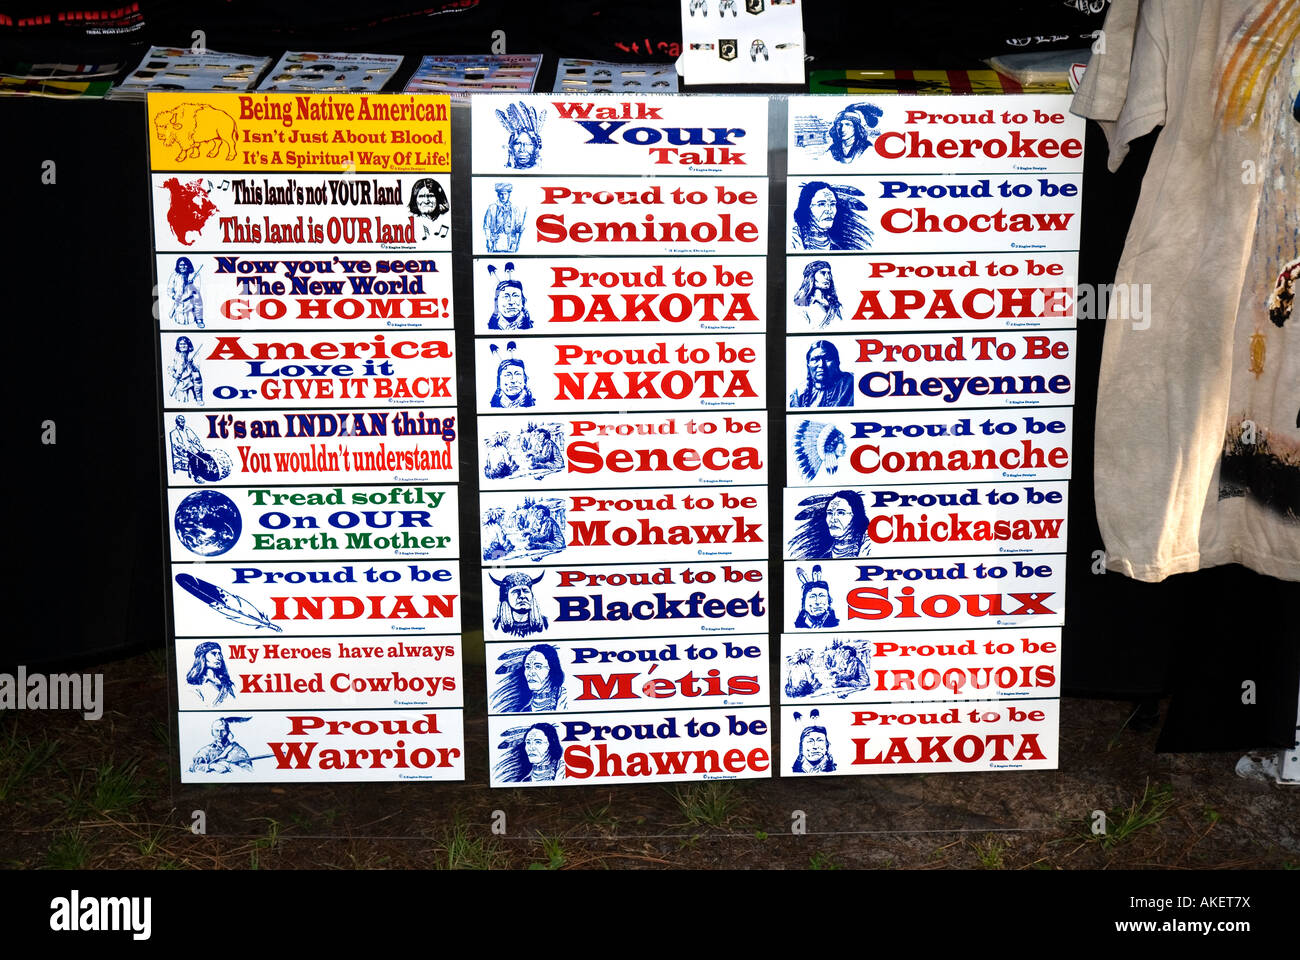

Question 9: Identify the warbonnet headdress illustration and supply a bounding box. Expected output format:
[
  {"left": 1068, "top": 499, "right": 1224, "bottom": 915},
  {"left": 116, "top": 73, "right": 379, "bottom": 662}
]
[
  {"left": 496, "top": 102, "right": 545, "bottom": 169},
  {"left": 792, "top": 419, "right": 847, "bottom": 482}
]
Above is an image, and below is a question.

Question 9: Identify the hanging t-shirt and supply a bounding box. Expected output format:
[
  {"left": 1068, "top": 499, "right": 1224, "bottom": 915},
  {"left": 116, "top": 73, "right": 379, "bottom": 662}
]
[{"left": 1072, "top": 0, "right": 1300, "bottom": 582}]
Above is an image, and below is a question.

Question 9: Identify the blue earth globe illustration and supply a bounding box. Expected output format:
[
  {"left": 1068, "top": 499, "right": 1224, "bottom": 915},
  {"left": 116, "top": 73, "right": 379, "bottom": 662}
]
[{"left": 174, "top": 490, "right": 241, "bottom": 556}]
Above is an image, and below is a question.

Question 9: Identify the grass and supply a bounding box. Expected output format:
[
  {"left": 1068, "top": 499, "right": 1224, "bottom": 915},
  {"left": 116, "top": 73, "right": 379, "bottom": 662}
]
[
  {"left": 289, "top": 812, "right": 315, "bottom": 831},
  {"left": 528, "top": 832, "right": 566, "bottom": 870},
  {"left": 91, "top": 760, "right": 144, "bottom": 815},
  {"left": 334, "top": 839, "right": 392, "bottom": 870},
  {"left": 580, "top": 798, "right": 620, "bottom": 832},
  {"left": 670, "top": 781, "right": 747, "bottom": 829},
  {"left": 1095, "top": 781, "right": 1175, "bottom": 851},
  {"left": 55, "top": 759, "right": 145, "bottom": 820},
  {"left": 434, "top": 821, "right": 510, "bottom": 870},
  {"left": 0, "top": 726, "right": 58, "bottom": 803},
  {"left": 970, "top": 834, "right": 1007, "bottom": 869},
  {"left": 45, "top": 829, "right": 90, "bottom": 869},
  {"left": 808, "top": 851, "right": 842, "bottom": 870},
  {"left": 1106, "top": 705, "right": 1141, "bottom": 751},
  {"left": 136, "top": 827, "right": 168, "bottom": 858},
  {"left": 248, "top": 817, "right": 282, "bottom": 870},
  {"left": 3, "top": 648, "right": 1292, "bottom": 873}
]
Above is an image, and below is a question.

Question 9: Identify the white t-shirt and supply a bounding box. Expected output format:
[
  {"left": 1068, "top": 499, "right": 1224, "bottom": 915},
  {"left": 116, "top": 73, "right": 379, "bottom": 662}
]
[{"left": 1073, "top": 0, "right": 1300, "bottom": 582}]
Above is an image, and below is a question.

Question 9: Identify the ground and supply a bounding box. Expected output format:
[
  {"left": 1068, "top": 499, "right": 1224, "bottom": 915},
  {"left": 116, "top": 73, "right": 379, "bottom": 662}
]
[{"left": 1, "top": 647, "right": 1297, "bottom": 871}]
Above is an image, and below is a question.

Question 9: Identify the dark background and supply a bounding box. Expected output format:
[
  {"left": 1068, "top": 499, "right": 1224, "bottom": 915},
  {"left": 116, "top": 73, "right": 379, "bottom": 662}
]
[{"left": 1, "top": 0, "right": 1295, "bottom": 751}]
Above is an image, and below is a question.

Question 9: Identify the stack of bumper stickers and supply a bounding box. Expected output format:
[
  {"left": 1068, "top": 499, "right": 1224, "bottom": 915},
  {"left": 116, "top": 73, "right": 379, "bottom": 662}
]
[
  {"left": 553, "top": 59, "right": 678, "bottom": 93},
  {"left": 256, "top": 51, "right": 406, "bottom": 93},
  {"left": 110, "top": 46, "right": 271, "bottom": 100},
  {"left": 147, "top": 91, "right": 464, "bottom": 782},
  {"left": 471, "top": 93, "right": 773, "bottom": 785},
  {"left": 404, "top": 54, "right": 542, "bottom": 99},
  {"left": 781, "top": 95, "right": 1082, "bottom": 775}
]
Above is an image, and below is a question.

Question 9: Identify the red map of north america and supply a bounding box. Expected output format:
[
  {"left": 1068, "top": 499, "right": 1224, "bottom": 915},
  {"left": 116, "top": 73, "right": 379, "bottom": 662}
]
[{"left": 161, "top": 177, "right": 218, "bottom": 246}]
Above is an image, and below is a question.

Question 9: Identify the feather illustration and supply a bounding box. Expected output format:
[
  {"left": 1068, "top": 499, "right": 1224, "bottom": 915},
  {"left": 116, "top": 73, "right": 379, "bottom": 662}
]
[
  {"left": 496, "top": 102, "right": 543, "bottom": 137},
  {"left": 793, "top": 492, "right": 835, "bottom": 521},
  {"left": 494, "top": 646, "right": 532, "bottom": 675},
  {"left": 176, "top": 574, "right": 282, "bottom": 632},
  {"left": 793, "top": 419, "right": 832, "bottom": 481},
  {"left": 497, "top": 725, "right": 531, "bottom": 750}
]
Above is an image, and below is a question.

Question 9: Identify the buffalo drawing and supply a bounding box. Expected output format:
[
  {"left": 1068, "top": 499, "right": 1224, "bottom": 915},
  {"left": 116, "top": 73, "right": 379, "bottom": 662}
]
[{"left": 155, "top": 104, "right": 238, "bottom": 162}]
